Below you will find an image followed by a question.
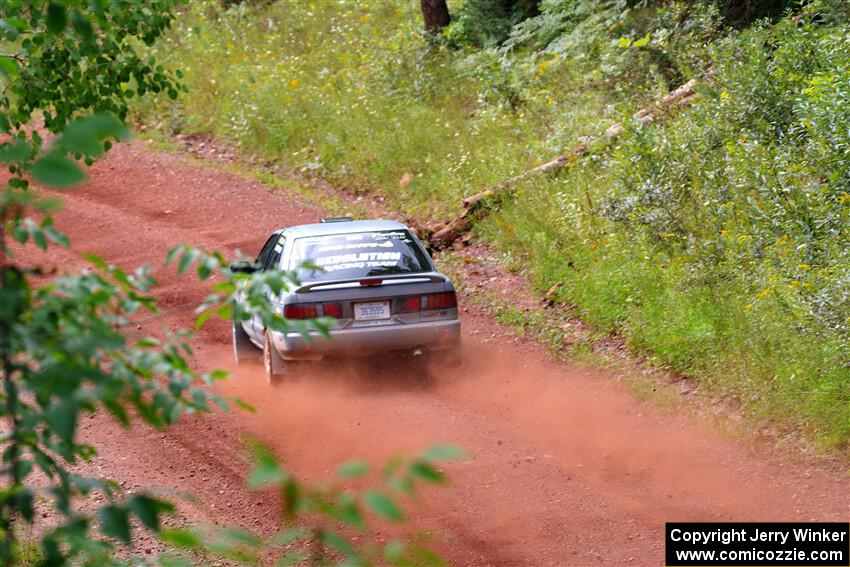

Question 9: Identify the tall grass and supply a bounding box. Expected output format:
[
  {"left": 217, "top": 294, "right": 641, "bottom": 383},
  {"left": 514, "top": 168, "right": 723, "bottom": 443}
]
[
  {"left": 136, "top": 0, "right": 849, "bottom": 448},
  {"left": 135, "top": 1, "right": 622, "bottom": 218}
]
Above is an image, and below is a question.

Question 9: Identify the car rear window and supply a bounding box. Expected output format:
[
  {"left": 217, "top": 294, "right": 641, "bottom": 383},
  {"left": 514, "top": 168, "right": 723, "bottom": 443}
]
[{"left": 290, "top": 230, "right": 431, "bottom": 282}]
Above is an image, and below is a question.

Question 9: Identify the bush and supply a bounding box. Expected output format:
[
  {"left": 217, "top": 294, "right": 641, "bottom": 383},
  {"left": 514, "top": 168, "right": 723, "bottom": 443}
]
[
  {"left": 135, "top": 0, "right": 850, "bottom": 448},
  {"left": 487, "top": 6, "right": 850, "bottom": 444},
  {"left": 445, "top": 0, "right": 540, "bottom": 48}
]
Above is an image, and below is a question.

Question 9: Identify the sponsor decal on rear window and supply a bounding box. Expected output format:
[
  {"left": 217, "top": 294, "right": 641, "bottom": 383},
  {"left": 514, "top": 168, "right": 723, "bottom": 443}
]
[
  {"left": 291, "top": 230, "right": 430, "bottom": 282},
  {"left": 315, "top": 251, "right": 402, "bottom": 273}
]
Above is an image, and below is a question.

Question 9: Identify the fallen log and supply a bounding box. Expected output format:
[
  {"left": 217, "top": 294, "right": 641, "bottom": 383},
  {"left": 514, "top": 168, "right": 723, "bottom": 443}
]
[{"left": 428, "top": 78, "right": 702, "bottom": 249}]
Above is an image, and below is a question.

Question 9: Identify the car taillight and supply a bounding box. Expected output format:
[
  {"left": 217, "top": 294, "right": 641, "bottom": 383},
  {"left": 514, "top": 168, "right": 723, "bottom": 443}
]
[
  {"left": 322, "top": 302, "right": 342, "bottom": 318},
  {"left": 359, "top": 278, "right": 383, "bottom": 286},
  {"left": 399, "top": 296, "right": 421, "bottom": 313},
  {"left": 424, "top": 292, "right": 457, "bottom": 310},
  {"left": 283, "top": 304, "right": 318, "bottom": 319},
  {"left": 284, "top": 302, "right": 342, "bottom": 319}
]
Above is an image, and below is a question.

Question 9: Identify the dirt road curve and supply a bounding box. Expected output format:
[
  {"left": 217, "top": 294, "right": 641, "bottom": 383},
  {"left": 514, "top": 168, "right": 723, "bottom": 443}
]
[{"left": 32, "top": 142, "right": 848, "bottom": 566}]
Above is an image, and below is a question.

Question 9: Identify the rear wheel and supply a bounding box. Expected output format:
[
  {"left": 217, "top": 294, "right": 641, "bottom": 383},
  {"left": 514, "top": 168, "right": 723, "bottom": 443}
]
[
  {"left": 262, "top": 330, "right": 288, "bottom": 384},
  {"left": 232, "top": 319, "right": 260, "bottom": 365}
]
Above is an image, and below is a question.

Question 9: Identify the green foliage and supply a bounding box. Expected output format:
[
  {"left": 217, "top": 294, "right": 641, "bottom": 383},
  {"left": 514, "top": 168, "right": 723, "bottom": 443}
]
[
  {"left": 137, "top": 0, "right": 850, "bottom": 448},
  {"left": 170, "top": 443, "right": 465, "bottom": 566},
  {"left": 502, "top": 0, "right": 722, "bottom": 90},
  {"left": 0, "top": 0, "right": 185, "bottom": 134},
  {"left": 445, "top": 0, "right": 540, "bottom": 48},
  {"left": 2, "top": 188, "right": 339, "bottom": 564},
  {"left": 484, "top": 5, "right": 850, "bottom": 444},
  {"left": 0, "top": 113, "right": 185, "bottom": 565},
  {"left": 2, "top": 7, "right": 460, "bottom": 566},
  {"left": 715, "top": 0, "right": 799, "bottom": 28},
  {"left": 136, "top": 0, "right": 617, "bottom": 220},
  {"left": 0, "top": 0, "right": 183, "bottom": 190},
  {"left": 0, "top": 4, "right": 369, "bottom": 566},
  {"left": 9, "top": 539, "right": 41, "bottom": 567}
]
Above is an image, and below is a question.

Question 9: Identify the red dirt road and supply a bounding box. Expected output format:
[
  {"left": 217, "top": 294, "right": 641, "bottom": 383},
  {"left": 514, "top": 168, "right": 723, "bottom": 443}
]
[{"left": 31, "top": 142, "right": 848, "bottom": 565}]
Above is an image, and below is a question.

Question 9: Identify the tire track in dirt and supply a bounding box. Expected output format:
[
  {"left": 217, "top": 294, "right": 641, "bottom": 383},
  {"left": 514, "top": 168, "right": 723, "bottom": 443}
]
[{"left": 31, "top": 141, "right": 848, "bottom": 566}]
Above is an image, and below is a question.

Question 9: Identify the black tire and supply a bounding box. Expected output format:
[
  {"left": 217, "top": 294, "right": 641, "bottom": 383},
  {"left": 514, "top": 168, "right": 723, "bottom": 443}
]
[
  {"left": 232, "top": 319, "right": 260, "bottom": 365},
  {"left": 262, "top": 329, "right": 287, "bottom": 384}
]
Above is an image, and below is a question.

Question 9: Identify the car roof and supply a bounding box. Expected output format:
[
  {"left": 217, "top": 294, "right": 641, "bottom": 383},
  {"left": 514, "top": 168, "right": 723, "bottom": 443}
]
[{"left": 282, "top": 219, "right": 410, "bottom": 238}]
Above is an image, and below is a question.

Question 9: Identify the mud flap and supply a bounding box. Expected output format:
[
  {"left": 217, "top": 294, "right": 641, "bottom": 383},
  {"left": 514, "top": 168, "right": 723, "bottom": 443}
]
[
  {"left": 263, "top": 330, "right": 288, "bottom": 384},
  {"left": 232, "top": 319, "right": 260, "bottom": 364}
]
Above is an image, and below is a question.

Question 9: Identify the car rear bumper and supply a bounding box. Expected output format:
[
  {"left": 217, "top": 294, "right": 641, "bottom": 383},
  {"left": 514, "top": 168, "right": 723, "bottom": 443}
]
[{"left": 271, "top": 319, "right": 461, "bottom": 360}]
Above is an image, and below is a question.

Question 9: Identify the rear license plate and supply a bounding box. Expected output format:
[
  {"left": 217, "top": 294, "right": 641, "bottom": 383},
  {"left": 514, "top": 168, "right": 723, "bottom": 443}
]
[{"left": 354, "top": 301, "right": 390, "bottom": 321}]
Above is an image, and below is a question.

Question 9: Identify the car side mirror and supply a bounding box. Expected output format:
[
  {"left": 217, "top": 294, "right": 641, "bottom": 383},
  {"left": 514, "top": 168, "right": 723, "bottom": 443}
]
[{"left": 230, "top": 261, "right": 259, "bottom": 274}]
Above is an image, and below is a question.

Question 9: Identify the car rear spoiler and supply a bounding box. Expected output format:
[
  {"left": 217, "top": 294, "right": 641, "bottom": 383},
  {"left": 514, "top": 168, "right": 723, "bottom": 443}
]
[{"left": 295, "top": 273, "right": 447, "bottom": 293}]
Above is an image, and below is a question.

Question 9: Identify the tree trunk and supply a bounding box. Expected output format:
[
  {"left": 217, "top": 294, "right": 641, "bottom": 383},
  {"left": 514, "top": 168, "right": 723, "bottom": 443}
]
[{"left": 420, "top": 0, "right": 450, "bottom": 35}]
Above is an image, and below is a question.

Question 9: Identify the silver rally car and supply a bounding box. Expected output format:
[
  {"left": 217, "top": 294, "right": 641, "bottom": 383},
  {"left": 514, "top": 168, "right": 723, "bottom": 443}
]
[{"left": 231, "top": 218, "right": 461, "bottom": 380}]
